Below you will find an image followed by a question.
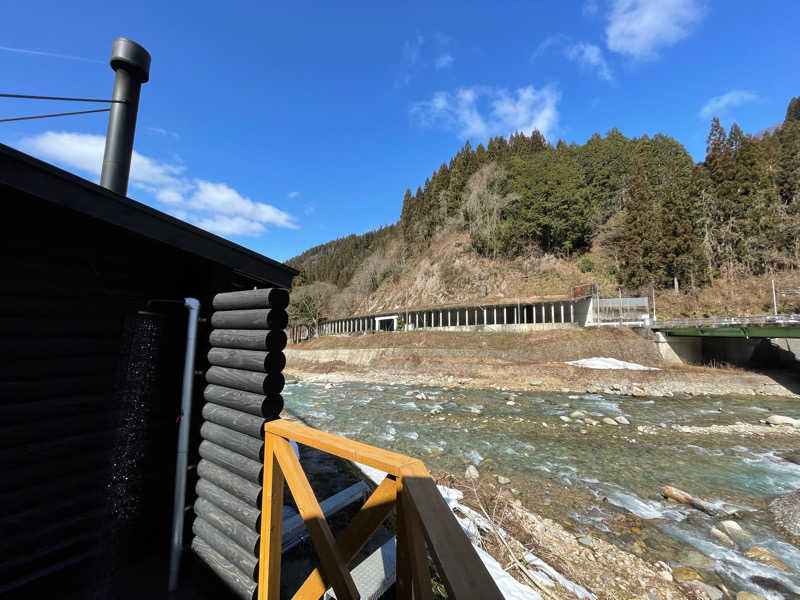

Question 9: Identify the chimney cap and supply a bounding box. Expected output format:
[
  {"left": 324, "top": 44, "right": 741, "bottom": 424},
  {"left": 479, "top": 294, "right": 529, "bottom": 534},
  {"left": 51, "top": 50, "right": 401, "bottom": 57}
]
[{"left": 110, "top": 37, "right": 151, "bottom": 83}]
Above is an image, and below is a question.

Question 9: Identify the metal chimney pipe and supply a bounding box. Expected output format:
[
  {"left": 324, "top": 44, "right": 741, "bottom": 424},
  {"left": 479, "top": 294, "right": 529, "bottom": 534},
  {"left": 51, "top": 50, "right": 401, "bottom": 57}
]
[{"left": 100, "top": 37, "right": 150, "bottom": 195}]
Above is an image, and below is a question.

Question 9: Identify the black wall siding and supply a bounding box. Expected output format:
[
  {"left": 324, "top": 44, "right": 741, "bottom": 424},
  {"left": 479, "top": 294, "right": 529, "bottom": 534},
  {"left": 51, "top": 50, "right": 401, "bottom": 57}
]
[{"left": 1, "top": 191, "right": 286, "bottom": 598}]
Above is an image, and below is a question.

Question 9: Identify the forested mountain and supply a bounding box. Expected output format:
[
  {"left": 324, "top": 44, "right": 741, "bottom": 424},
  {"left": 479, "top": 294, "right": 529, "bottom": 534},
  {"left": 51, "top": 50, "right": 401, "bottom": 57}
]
[{"left": 286, "top": 97, "right": 800, "bottom": 320}]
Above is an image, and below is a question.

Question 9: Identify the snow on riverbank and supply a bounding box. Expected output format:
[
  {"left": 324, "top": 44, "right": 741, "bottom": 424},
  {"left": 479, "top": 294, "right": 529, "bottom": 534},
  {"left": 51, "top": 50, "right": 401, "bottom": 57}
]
[
  {"left": 355, "top": 463, "right": 575, "bottom": 598},
  {"left": 565, "top": 357, "right": 659, "bottom": 370}
]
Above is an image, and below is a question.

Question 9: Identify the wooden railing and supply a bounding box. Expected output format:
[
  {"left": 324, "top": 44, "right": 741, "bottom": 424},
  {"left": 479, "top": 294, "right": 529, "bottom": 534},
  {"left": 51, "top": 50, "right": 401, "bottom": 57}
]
[{"left": 259, "top": 420, "right": 503, "bottom": 599}]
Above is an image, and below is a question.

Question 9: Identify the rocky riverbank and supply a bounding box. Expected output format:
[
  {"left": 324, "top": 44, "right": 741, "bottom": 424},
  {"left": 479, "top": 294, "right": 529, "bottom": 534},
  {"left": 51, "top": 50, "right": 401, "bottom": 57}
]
[{"left": 285, "top": 352, "right": 798, "bottom": 398}]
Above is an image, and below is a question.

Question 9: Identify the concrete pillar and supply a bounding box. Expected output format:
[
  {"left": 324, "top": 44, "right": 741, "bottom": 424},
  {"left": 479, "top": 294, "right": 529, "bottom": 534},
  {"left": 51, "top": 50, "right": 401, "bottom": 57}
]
[
  {"left": 523, "top": 305, "right": 527, "bottom": 324},
  {"left": 551, "top": 304, "right": 555, "bottom": 323},
  {"left": 570, "top": 302, "right": 574, "bottom": 323},
  {"left": 504, "top": 306, "right": 507, "bottom": 324},
  {"left": 474, "top": 308, "right": 478, "bottom": 325},
  {"left": 448, "top": 310, "right": 451, "bottom": 327},
  {"left": 440, "top": 310, "right": 443, "bottom": 328},
  {"left": 424, "top": 312, "right": 427, "bottom": 328},
  {"left": 483, "top": 307, "right": 487, "bottom": 325},
  {"left": 493, "top": 307, "right": 497, "bottom": 324},
  {"left": 561, "top": 303, "right": 565, "bottom": 323},
  {"left": 533, "top": 303, "right": 537, "bottom": 324},
  {"left": 456, "top": 309, "right": 460, "bottom": 326}
]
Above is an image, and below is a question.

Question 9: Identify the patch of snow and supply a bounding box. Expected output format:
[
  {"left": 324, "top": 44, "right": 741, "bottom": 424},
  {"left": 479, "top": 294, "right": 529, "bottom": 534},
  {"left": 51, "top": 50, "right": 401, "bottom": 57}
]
[
  {"left": 436, "top": 486, "right": 594, "bottom": 600},
  {"left": 356, "top": 464, "right": 387, "bottom": 486},
  {"left": 475, "top": 546, "right": 543, "bottom": 600},
  {"left": 565, "top": 357, "right": 659, "bottom": 370}
]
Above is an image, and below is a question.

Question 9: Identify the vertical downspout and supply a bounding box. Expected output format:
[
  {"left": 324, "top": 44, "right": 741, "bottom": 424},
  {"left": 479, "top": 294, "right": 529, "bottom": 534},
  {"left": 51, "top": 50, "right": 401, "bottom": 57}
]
[{"left": 168, "top": 298, "right": 201, "bottom": 592}]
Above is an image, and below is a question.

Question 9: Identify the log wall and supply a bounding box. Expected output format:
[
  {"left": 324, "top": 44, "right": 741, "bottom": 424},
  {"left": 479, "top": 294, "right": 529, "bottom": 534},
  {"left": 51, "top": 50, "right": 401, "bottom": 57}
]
[{"left": 192, "top": 289, "right": 288, "bottom": 600}]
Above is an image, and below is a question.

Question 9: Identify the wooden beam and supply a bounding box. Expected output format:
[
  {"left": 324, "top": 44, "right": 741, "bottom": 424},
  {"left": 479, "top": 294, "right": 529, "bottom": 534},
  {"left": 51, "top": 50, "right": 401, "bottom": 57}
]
[
  {"left": 293, "top": 476, "right": 397, "bottom": 600},
  {"left": 259, "top": 434, "right": 284, "bottom": 600},
  {"left": 400, "top": 463, "right": 503, "bottom": 600},
  {"left": 265, "top": 420, "right": 417, "bottom": 476},
  {"left": 272, "top": 436, "right": 359, "bottom": 600},
  {"left": 398, "top": 476, "right": 432, "bottom": 600}
]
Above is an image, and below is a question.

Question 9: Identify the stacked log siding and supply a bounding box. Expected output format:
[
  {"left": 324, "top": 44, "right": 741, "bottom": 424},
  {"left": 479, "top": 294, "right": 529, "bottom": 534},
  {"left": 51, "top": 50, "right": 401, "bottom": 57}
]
[{"left": 192, "top": 289, "right": 288, "bottom": 600}]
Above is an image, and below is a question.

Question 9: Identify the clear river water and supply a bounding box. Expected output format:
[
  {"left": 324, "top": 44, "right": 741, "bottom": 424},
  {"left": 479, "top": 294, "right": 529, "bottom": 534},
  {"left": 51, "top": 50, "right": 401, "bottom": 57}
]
[{"left": 283, "top": 381, "right": 800, "bottom": 599}]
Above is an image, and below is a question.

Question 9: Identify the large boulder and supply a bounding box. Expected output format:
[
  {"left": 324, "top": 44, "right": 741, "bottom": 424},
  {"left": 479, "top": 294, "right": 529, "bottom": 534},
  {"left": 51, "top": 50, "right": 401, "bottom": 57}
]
[
  {"left": 769, "top": 490, "right": 800, "bottom": 538},
  {"left": 744, "top": 546, "right": 790, "bottom": 572},
  {"left": 766, "top": 414, "right": 800, "bottom": 427}
]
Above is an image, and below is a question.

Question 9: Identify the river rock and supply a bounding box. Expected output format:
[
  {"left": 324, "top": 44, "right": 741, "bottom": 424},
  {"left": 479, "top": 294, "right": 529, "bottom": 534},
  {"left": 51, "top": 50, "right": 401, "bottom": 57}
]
[
  {"left": 497, "top": 475, "right": 511, "bottom": 485},
  {"left": 324, "top": 383, "right": 333, "bottom": 389},
  {"left": 569, "top": 410, "right": 585, "bottom": 419},
  {"left": 465, "top": 465, "right": 480, "bottom": 479},
  {"left": 718, "top": 520, "right": 752, "bottom": 540},
  {"left": 615, "top": 416, "right": 631, "bottom": 425},
  {"left": 632, "top": 386, "right": 646, "bottom": 397},
  {"left": 506, "top": 400, "right": 516, "bottom": 406},
  {"left": 710, "top": 526, "right": 736, "bottom": 547},
  {"left": 736, "top": 592, "right": 766, "bottom": 600},
  {"left": 769, "top": 490, "right": 800, "bottom": 537},
  {"left": 683, "top": 581, "right": 723, "bottom": 600},
  {"left": 576, "top": 535, "right": 594, "bottom": 548},
  {"left": 744, "top": 546, "right": 790, "bottom": 572},
  {"left": 766, "top": 414, "right": 800, "bottom": 427},
  {"left": 529, "top": 380, "right": 542, "bottom": 386},
  {"left": 679, "top": 549, "right": 714, "bottom": 569},
  {"left": 559, "top": 416, "right": 572, "bottom": 423},
  {"left": 602, "top": 417, "right": 618, "bottom": 426},
  {"left": 673, "top": 567, "right": 703, "bottom": 582},
  {"left": 585, "top": 418, "right": 599, "bottom": 426}
]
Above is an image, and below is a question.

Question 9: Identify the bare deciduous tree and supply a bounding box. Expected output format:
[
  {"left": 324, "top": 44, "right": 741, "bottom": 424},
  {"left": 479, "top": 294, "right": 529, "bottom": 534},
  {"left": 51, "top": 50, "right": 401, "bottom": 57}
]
[{"left": 288, "top": 282, "right": 337, "bottom": 337}]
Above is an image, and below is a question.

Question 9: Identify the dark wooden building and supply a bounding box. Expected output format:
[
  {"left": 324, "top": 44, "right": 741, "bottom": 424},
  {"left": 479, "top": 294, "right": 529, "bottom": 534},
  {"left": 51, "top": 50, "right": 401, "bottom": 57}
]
[{"left": 0, "top": 143, "right": 297, "bottom": 598}]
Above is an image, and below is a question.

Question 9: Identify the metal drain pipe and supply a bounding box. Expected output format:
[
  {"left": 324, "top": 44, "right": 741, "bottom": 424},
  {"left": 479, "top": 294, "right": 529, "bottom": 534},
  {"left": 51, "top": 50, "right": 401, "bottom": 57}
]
[{"left": 168, "top": 297, "right": 201, "bottom": 592}]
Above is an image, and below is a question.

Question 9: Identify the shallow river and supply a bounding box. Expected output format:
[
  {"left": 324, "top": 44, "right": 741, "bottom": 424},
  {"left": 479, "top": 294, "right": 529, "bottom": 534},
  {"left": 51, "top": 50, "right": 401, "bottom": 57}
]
[{"left": 284, "top": 381, "right": 800, "bottom": 599}]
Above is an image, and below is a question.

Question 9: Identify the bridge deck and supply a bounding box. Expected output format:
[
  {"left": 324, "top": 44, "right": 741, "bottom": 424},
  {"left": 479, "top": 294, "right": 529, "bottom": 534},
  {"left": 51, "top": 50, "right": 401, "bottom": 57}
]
[{"left": 653, "top": 314, "right": 800, "bottom": 338}]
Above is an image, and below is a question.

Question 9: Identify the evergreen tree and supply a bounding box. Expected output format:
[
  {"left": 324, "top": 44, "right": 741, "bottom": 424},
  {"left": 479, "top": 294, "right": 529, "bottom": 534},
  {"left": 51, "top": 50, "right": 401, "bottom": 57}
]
[{"left": 785, "top": 97, "right": 800, "bottom": 122}]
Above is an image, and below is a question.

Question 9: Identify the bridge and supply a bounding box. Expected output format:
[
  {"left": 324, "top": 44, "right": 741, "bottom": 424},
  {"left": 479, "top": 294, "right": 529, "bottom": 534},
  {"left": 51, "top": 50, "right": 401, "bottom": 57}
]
[{"left": 651, "top": 314, "right": 800, "bottom": 339}]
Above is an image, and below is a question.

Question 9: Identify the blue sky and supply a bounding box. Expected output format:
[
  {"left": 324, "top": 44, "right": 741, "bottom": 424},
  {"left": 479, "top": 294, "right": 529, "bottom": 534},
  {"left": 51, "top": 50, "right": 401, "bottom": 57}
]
[{"left": 1, "top": 1, "right": 797, "bottom": 261}]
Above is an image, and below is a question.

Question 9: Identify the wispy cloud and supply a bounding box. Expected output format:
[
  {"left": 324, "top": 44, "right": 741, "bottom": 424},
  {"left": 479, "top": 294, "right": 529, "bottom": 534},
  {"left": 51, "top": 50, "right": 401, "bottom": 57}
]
[
  {"left": 531, "top": 35, "right": 567, "bottom": 61},
  {"left": 146, "top": 126, "right": 180, "bottom": 140},
  {"left": 411, "top": 84, "right": 560, "bottom": 141},
  {"left": 435, "top": 54, "right": 454, "bottom": 69},
  {"left": 606, "top": 0, "right": 704, "bottom": 60},
  {"left": 699, "top": 90, "right": 758, "bottom": 119},
  {"left": 19, "top": 131, "right": 297, "bottom": 236},
  {"left": 583, "top": 0, "right": 600, "bottom": 16},
  {"left": 532, "top": 36, "right": 614, "bottom": 82},
  {"left": 396, "top": 32, "right": 454, "bottom": 86},
  {"left": 0, "top": 45, "right": 103, "bottom": 64},
  {"left": 287, "top": 191, "right": 300, "bottom": 199},
  {"left": 565, "top": 43, "right": 614, "bottom": 82}
]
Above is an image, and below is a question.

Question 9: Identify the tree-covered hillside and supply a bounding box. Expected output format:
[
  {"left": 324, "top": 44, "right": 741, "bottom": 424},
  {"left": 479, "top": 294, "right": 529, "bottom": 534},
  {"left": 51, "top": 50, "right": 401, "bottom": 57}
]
[{"left": 287, "top": 97, "right": 800, "bottom": 304}]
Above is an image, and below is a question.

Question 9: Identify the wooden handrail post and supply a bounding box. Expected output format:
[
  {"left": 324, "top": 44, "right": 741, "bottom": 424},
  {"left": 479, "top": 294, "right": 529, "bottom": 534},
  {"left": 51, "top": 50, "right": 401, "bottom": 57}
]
[
  {"left": 259, "top": 433, "right": 284, "bottom": 600},
  {"left": 396, "top": 476, "right": 432, "bottom": 600}
]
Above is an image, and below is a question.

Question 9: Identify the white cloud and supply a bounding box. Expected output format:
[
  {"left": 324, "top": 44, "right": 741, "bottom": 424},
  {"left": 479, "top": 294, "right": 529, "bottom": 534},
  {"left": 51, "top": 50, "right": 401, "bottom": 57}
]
[
  {"left": 699, "top": 90, "right": 758, "bottom": 119},
  {"left": 583, "top": 0, "right": 600, "bottom": 16},
  {"left": 397, "top": 32, "right": 454, "bottom": 86},
  {"left": 606, "top": 0, "right": 704, "bottom": 60},
  {"left": 411, "top": 85, "right": 560, "bottom": 140},
  {"left": 18, "top": 131, "right": 297, "bottom": 236},
  {"left": 189, "top": 180, "right": 297, "bottom": 229},
  {"left": 565, "top": 43, "right": 613, "bottom": 81},
  {"left": 435, "top": 54, "right": 454, "bottom": 69},
  {"left": 147, "top": 126, "right": 180, "bottom": 140},
  {"left": 287, "top": 191, "right": 300, "bottom": 199},
  {"left": 531, "top": 35, "right": 567, "bottom": 61}
]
